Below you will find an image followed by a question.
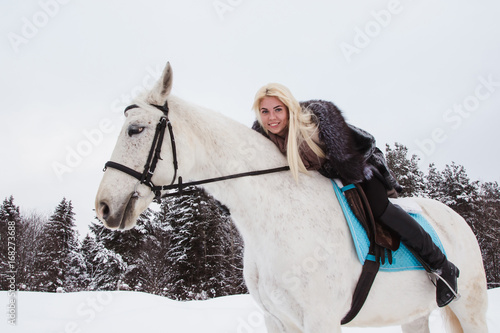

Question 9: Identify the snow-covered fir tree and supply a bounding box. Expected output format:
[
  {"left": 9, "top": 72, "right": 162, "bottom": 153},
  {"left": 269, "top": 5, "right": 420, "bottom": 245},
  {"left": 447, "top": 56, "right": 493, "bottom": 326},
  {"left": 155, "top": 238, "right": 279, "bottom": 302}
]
[
  {"left": 164, "top": 187, "right": 246, "bottom": 300},
  {"left": 136, "top": 201, "right": 173, "bottom": 296},
  {"left": 166, "top": 189, "right": 211, "bottom": 299},
  {"left": 425, "top": 163, "right": 445, "bottom": 200},
  {"left": 0, "top": 196, "right": 21, "bottom": 290},
  {"left": 89, "top": 209, "right": 154, "bottom": 291},
  {"left": 214, "top": 204, "right": 247, "bottom": 296},
  {"left": 423, "top": 163, "right": 500, "bottom": 287},
  {"left": 476, "top": 181, "right": 500, "bottom": 288},
  {"left": 80, "top": 234, "right": 127, "bottom": 290},
  {"left": 427, "top": 162, "right": 479, "bottom": 222},
  {"left": 385, "top": 143, "right": 425, "bottom": 197},
  {"left": 15, "top": 211, "right": 46, "bottom": 290},
  {"left": 33, "top": 198, "right": 82, "bottom": 292},
  {"left": 88, "top": 192, "right": 246, "bottom": 298}
]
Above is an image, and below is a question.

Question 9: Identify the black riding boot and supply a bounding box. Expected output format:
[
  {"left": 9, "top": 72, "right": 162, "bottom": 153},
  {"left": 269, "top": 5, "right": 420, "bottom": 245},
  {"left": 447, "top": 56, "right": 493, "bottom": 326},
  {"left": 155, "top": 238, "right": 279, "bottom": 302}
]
[{"left": 378, "top": 203, "right": 460, "bottom": 307}]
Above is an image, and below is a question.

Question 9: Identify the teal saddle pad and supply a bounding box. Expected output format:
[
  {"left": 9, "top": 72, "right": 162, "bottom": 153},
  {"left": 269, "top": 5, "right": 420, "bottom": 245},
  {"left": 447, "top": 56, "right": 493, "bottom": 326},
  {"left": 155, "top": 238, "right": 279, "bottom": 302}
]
[{"left": 331, "top": 180, "right": 446, "bottom": 272}]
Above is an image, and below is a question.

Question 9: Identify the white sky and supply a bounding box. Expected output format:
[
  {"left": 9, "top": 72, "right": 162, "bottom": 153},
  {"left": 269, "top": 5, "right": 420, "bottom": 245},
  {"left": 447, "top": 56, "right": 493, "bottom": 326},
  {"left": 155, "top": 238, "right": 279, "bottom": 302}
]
[{"left": 1, "top": 0, "right": 500, "bottom": 236}]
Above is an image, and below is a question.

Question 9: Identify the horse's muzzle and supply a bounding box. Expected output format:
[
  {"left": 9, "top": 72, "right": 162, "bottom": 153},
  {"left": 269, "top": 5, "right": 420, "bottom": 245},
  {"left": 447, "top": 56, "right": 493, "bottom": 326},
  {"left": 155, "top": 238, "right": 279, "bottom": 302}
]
[{"left": 96, "top": 193, "right": 138, "bottom": 230}]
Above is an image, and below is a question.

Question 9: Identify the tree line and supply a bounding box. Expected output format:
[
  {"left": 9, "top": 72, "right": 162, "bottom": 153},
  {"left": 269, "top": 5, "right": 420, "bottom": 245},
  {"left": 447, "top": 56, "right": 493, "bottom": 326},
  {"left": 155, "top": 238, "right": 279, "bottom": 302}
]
[
  {"left": 0, "top": 188, "right": 247, "bottom": 300},
  {"left": 386, "top": 143, "right": 500, "bottom": 288},
  {"left": 0, "top": 143, "right": 499, "bottom": 298}
]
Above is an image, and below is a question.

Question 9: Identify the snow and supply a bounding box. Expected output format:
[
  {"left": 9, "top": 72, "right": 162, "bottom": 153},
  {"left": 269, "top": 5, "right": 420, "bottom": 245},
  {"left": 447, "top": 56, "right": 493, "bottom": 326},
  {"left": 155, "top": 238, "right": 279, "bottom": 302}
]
[{"left": 1, "top": 288, "right": 499, "bottom": 332}]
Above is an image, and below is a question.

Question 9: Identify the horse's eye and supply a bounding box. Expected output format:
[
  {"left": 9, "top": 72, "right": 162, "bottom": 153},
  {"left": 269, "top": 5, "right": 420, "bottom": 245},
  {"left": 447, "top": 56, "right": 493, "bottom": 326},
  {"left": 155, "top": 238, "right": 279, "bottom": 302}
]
[{"left": 128, "top": 125, "right": 145, "bottom": 137}]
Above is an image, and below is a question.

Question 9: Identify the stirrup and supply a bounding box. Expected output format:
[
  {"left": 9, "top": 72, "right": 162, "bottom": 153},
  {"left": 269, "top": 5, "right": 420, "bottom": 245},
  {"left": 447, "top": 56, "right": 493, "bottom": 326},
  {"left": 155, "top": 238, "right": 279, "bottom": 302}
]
[{"left": 428, "top": 270, "right": 461, "bottom": 306}]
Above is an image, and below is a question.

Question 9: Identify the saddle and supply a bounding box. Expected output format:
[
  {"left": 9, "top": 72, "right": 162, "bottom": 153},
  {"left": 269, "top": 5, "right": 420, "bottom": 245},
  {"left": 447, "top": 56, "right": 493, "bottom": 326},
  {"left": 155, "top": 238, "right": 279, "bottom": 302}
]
[
  {"left": 334, "top": 180, "right": 447, "bottom": 324},
  {"left": 343, "top": 183, "right": 401, "bottom": 261}
]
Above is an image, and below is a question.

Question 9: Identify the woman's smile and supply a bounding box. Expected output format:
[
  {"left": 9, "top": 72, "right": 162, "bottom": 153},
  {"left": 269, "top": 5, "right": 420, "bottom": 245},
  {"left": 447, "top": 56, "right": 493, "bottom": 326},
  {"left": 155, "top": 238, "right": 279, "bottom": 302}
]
[{"left": 259, "top": 96, "right": 289, "bottom": 137}]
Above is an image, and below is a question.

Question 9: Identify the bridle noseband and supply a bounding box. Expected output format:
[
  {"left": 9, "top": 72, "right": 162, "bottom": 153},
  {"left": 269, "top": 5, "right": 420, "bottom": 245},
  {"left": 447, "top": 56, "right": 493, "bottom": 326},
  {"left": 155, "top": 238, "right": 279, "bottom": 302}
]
[{"left": 103, "top": 101, "right": 289, "bottom": 203}]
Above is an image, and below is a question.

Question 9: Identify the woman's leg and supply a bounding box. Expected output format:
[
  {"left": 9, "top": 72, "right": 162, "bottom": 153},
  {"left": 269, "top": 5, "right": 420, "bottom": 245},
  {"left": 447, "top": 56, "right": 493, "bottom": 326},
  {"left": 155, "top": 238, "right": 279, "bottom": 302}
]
[{"left": 360, "top": 176, "right": 460, "bottom": 307}]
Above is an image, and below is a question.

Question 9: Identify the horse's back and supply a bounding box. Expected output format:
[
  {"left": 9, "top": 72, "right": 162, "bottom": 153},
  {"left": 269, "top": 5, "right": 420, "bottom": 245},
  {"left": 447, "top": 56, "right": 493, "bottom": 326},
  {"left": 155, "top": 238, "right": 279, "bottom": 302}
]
[{"left": 412, "top": 197, "right": 480, "bottom": 253}]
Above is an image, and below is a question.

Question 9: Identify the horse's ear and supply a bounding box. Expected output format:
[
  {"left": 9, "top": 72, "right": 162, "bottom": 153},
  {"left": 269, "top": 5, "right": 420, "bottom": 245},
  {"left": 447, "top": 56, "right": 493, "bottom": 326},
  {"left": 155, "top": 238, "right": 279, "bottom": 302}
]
[{"left": 152, "top": 62, "right": 173, "bottom": 104}]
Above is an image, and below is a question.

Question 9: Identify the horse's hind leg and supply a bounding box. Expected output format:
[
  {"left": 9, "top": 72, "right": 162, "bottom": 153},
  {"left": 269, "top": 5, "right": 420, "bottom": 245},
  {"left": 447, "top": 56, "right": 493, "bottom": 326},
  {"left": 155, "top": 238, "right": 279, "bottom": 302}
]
[
  {"left": 401, "top": 316, "right": 430, "bottom": 333},
  {"left": 445, "top": 296, "right": 488, "bottom": 333},
  {"left": 440, "top": 274, "right": 488, "bottom": 333}
]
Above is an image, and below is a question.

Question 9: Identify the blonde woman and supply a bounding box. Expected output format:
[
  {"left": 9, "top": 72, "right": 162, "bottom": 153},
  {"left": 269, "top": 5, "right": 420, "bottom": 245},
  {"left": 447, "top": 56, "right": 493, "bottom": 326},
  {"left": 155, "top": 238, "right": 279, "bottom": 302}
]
[{"left": 251, "top": 83, "right": 459, "bottom": 308}]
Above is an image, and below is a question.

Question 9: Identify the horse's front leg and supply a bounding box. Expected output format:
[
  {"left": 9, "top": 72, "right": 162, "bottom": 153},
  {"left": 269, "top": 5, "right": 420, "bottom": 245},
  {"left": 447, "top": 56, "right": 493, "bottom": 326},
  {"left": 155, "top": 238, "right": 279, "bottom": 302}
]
[{"left": 300, "top": 272, "right": 351, "bottom": 333}]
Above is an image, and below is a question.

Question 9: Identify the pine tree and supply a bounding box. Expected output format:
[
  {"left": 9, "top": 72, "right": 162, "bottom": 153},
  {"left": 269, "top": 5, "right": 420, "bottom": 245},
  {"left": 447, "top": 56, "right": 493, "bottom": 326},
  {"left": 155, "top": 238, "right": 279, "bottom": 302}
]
[
  {"left": 476, "top": 182, "right": 500, "bottom": 288},
  {"left": 90, "top": 210, "right": 152, "bottom": 263},
  {"left": 64, "top": 249, "right": 88, "bottom": 291},
  {"left": 165, "top": 190, "right": 203, "bottom": 299},
  {"left": 81, "top": 234, "right": 127, "bottom": 291},
  {"left": 34, "top": 198, "right": 80, "bottom": 292},
  {"left": 193, "top": 191, "right": 229, "bottom": 299},
  {"left": 164, "top": 188, "right": 247, "bottom": 300},
  {"left": 385, "top": 143, "right": 425, "bottom": 197},
  {"left": 425, "top": 163, "right": 479, "bottom": 223},
  {"left": 137, "top": 201, "right": 172, "bottom": 296},
  {"left": 423, "top": 164, "right": 499, "bottom": 288},
  {"left": 16, "top": 211, "right": 46, "bottom": 290},
  {"left": 88, "top": 194, "right": 247, "bottom": 298},
  {"left": 0, "top": 196, "right": 21, "bottom": 290},
  {"left": 214, "top": 207, "right": 247, "bottom": 296},
  {"left": 89, "top": 209, "right": 153, "bottom": 291},
  {"left": 425, "top": 163, "right": 444, "bottom": 200},
  {"left": 439, "top": 163, "right": 479, "bottom": 223}
]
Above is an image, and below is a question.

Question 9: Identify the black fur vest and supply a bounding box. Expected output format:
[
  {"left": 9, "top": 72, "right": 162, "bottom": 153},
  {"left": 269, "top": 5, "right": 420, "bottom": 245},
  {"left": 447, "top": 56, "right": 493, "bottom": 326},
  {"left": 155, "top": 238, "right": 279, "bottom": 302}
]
[{"left": 252, "top": 99, "right": 401, "bottom": 191}]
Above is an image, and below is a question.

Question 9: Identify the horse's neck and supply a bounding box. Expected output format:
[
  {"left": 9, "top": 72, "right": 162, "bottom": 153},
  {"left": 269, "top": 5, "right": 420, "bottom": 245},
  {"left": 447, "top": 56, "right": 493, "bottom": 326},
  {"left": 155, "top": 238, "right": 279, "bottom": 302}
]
[
  {"left": 172, "top": 96, "right": 286, "bottom": 176},
  {"left": 169, "top": 98, "right": 350, "bottom": 260},
  {"left": 170, "top": 97, "right": 292, "bottom": 234}
]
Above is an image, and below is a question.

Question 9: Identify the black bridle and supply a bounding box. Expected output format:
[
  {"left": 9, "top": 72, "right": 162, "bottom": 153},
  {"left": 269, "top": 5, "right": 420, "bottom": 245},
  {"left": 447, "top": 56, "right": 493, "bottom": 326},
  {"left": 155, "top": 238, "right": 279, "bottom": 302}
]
[{"left": 103, "top": 101, "right": 289, "bottom": 202}]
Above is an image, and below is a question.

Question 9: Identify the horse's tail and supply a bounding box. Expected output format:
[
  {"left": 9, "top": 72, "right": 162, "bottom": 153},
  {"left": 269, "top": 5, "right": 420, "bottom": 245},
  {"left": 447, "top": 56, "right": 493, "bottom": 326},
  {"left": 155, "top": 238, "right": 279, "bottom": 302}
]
[{"left": 442, "top": 306, "right": 464, "bottom": 333}]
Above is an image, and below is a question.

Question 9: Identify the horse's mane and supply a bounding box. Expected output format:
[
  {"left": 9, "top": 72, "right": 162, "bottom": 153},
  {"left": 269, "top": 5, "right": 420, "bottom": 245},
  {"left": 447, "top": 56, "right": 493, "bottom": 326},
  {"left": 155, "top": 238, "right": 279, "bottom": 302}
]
[{"left": 138, "top": 92, "right": 290, "bottom": 175}]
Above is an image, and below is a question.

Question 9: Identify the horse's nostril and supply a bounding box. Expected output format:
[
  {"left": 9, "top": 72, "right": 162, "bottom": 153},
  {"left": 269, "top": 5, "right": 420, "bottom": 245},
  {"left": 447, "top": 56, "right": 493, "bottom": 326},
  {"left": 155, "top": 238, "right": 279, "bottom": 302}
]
[{"left": 100, "top": 202, "right": 110, "bottom": 220}]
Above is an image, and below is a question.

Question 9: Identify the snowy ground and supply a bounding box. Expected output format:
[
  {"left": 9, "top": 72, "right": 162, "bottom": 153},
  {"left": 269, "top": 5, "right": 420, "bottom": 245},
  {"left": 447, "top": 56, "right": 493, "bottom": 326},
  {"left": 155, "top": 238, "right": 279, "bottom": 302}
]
[{"left": 1, "top": 288, "right": 499, "bottom": 332}]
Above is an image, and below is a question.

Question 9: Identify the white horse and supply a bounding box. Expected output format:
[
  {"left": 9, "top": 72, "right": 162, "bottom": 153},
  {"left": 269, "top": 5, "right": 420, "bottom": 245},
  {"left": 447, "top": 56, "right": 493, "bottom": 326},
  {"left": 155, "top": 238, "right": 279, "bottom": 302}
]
[{"left": 95, "top": 62, "right": 488, "bottom": 332}]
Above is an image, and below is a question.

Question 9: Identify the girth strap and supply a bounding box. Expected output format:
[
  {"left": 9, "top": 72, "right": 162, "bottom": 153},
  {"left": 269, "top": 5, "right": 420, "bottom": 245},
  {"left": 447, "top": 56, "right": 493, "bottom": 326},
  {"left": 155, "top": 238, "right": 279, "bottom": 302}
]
[
  {"left": 341, "top": 257, "right": 380, "bottom": 325},
  {"left": 340, "top": 183, "right": 382, "bottom": 325}
]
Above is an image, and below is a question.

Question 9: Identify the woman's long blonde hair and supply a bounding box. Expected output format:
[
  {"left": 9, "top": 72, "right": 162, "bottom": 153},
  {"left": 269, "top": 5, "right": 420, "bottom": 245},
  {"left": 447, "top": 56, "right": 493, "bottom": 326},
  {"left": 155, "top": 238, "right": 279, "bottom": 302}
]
[{"left": 252, "top": 83, "right": 325, "bottom": 181}]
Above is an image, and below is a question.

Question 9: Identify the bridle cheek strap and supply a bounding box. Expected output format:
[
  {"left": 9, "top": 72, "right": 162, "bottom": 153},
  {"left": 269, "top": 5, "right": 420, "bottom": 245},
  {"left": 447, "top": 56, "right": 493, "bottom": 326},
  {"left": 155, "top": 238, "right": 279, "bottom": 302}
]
[{"left": 104, "top": 101, "right": 178, "bottom": 203}]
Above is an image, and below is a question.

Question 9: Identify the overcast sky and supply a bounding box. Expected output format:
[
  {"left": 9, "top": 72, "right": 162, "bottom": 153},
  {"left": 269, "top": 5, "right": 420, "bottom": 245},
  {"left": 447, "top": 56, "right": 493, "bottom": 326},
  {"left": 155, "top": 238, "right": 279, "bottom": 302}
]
[{"left": 1, "top": 0, "right": 500, "bottom": 235}]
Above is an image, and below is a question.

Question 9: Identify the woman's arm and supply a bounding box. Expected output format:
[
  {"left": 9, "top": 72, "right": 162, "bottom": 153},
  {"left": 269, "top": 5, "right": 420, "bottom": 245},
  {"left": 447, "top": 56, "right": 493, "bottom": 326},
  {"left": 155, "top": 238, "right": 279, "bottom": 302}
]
[{"left": 300, "top": 100, "right": 370, "bottom": 183}]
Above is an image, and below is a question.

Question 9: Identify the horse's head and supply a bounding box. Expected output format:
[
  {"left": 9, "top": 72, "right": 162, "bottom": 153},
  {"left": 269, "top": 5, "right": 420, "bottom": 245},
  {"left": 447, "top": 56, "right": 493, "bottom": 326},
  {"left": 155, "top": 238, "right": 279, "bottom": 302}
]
[{"left": 95, "top": 62, "right": 185, "bottom": 230}]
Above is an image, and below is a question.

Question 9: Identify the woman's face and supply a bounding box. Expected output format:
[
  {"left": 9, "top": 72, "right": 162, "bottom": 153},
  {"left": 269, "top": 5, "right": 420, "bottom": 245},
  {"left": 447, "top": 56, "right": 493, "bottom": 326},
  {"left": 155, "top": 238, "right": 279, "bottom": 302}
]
[{"left": 259, "top": 96, "right": 289, "bottom": 137}]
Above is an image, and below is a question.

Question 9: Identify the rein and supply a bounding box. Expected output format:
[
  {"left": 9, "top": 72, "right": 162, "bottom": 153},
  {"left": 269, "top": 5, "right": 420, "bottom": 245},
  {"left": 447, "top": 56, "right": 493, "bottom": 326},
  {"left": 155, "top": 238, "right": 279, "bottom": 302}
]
[{"left": 103, "top": 102, "right": 290, "bottom": 202}]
